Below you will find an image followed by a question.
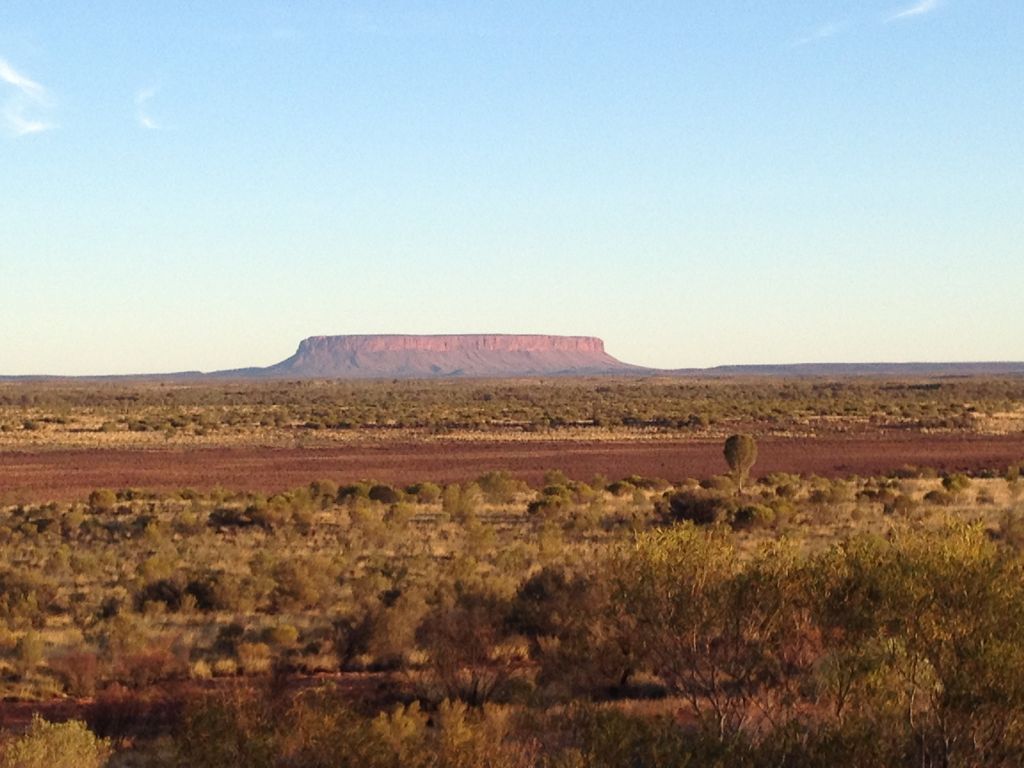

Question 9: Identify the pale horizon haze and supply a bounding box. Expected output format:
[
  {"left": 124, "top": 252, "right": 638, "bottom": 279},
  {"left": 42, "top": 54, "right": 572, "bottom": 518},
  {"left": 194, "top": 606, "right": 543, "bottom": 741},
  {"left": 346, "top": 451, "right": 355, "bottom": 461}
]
[{"left": 2, "top": 2, "right": 1022, "bottom": 375}]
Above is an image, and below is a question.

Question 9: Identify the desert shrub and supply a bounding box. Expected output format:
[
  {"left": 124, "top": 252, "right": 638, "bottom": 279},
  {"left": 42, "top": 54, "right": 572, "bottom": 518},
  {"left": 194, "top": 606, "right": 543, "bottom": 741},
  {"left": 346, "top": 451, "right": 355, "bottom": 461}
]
[
  {"left": 13, "top": 630, "right": 44, "bottom": 679},
  {"left": 209, "top": 505, "right": 261, "bottom": 528},
  {"left": 605, "top": 479, "right": 636, "bottom": 496},
  {"left": 236, "top": 642, "right": 274, "bottom": 675},
  {"left": 0, "top": 715, "right": 111, "bottom": 768},
  {"left": 432, "top": 698, "right": 537, "bottom": 768},
  {"left": 552, "top": 706, "right": 696, "bottom": 768},
  {"left": 179, "top": 688, "right": 535, "bottom": 768},
  {"left": 621, "top": 475, "right": 670, "bottom": 491},
  {"left": 477, "top": 471, "right": 528, "bottom": 505},
  {"left": 731, "top": 503, "right": 776, "bottom": 530},
  {"left": 185, "top": 570, "right": 250, "bottom": 612},
  {"left": 767, "top": 498, "right": 796, "bottom": 528},
  {"left": 135, "top": 577, "right": 186, "bottom": 612},
  {"left": 248, "top": 498, "right": 292, "bottom": 530},
  {"left": 761, "top": 472, "right": 803, "bottom": 499},
  {"left": 700, "top": 474, "right": 738, "bottom": 494},
  {"left": 924, "top": 489, "right": 955, "bottom": 506},
  {"left": 337, "top": 482, "right": 374, "bottom": 502},
  {"left": 527, "top": 485, "right": 575, "bottom": 519},
  {"left": 274, "top": 691, "right": 390, "bottom": 768},
  {"left": 309, "top": 479, "right": 339, "bottom": 506},
  {"left": 86, "top": 489, "right": 117, "bottom": 514},
  {"left": 884, "top": 493, "right": 918, "bottom": 517},
  {"left": 367, "top": 589, "right": 429, "bottom": 668},
  {"left": 262, "top": 624, "right": 300, "bottom": 648},
  {"left": 116, "top": 641, "right": 187, "bottom": 688},
  {"left": 385, "top": 502, "right": 415, "bottom": 529},
  {"left": 271, "top": 559, "right": 332, "bottom": 611},
  {"left": 95, "top": 614, "right": 148, "bottom": 667},
  {"left": 332, "top": 612, "right": 374, "bottom": 670},
  {"left": 808, "top": 525, "right": 1024, "bottom": 766},
  {"left": 998, "top": 510, "right": 1024, "bottom": 552},
  {"left": 543, "top": 469, "right": 571, "bottom": 487},
  {"left": 368, "top": 484, "right": 402, "bottom": 504},
  {"left": 508, "top": 567, "right": 589, "bottom": 642},
  {"left": 176, "top": 694, "right": 276, "bottom": 768},
  {"left": 942, "top": 472, "right": 972, "bottom": 494},
  {"left": 418, "top": 591, "right": 515, "bottom": 705},
  {"left": 406, "top": 482, "right": 442, "bottom": 504},
  {"left": 610, "top": 528, "right": 813, "bottom": 740},
  {"left": 0, "top": 569, "right": 57, "bottom": 627},
  {"left": 49, "top": 649, "right": 100, "bottom": 697},
  {"left": 83, "top": 685, "right": 186, "bottom": 740},
  {"left": 442, "top": 483, "right": 483, "bottom": 525},
  {"left": 531, "top": 590, "right": 637, "bottom": 698},
  {"left": 658, "top": 490, "right": 735, "bottom": 526}
]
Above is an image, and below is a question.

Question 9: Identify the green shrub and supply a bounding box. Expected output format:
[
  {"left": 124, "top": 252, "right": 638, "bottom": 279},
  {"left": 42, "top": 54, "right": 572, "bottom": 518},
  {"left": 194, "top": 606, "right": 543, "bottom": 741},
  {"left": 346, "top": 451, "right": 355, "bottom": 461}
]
[
  {"left": 732, "top": 503, "right": 776, "bottom": 530},
  {"left": 924, "top": 489, "right": 955, "bottom": 506},
  {"left": 476, "top": 471, "right": 528, "bottom": 505},
  {"left": 406, "top": 482, "right": 442, "bottom": 504},
  {"left": 87, "top": 489, "right": 117, "bottom": 514},
  {"left": 0, "top": 715, "right": 111, "bottom": 768},
  {"left": 14, "top": 631, "right": 44, "bottom": 679},
  {"left": 368, "top": 484, "right": 402, "bottom": 504},
  {"left": 942, "top": 473, "right": 972, "bottom": 494},
  {"left": 263, "top": 624, "right": 300, "bottom": 648},
  {"left": 659, "top": 490, "right": 735, "bottom": 526}
]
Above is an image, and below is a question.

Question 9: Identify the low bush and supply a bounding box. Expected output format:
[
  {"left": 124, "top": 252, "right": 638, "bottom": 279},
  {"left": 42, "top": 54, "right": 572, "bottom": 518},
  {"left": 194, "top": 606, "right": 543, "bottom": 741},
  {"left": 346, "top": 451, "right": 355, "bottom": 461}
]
[{"left": 0, "top": 715, "right": 110, "bottom": 768}]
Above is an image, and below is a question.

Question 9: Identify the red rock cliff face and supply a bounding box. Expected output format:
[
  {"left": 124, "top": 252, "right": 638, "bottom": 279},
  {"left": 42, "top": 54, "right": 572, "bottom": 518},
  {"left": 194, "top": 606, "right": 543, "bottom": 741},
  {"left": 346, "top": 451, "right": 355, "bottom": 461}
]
[{"left": 264, "top": 334, "right": 641, "bottom": 378}]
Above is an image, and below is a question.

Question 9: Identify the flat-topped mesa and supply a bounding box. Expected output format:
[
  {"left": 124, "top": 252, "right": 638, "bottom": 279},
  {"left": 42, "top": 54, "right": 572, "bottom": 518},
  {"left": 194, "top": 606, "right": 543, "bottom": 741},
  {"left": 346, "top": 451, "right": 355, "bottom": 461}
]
[
  {"left": 298, "top": 334, "right": 607, "bottom": 355},
  {"left": 262, "top": 334, "right": 640, "bottom": 379}
]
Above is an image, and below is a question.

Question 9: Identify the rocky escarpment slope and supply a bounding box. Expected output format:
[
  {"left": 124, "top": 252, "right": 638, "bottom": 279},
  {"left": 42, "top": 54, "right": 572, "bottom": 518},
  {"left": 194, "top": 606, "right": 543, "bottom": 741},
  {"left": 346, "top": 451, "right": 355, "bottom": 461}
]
[{"left": 247, "top": 334, "right": 644, "bottom": 378}]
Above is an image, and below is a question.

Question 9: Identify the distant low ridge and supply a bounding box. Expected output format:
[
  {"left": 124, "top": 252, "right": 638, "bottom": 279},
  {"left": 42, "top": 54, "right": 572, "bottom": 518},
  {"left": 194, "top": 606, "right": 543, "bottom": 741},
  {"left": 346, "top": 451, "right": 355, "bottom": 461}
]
[
  {"left": 225, "top": 334, "right": 645, "bottom": 379},
  {"left": 4, "top": 336, "right": 1024, "bottom": 380}
]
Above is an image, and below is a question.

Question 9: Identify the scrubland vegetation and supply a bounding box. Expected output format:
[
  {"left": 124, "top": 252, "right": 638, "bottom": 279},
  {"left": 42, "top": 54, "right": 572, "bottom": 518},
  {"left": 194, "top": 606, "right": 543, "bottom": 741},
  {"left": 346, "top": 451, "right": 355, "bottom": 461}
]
[
  {"left": 3, "top": 376, "right": 1024, "bottom": 444},
  {"left": 2, "top": 378, "right": 1024, "bottom": 765},
  {"left": 2, "top": 450, "right": 1024, "bottom": 765}
]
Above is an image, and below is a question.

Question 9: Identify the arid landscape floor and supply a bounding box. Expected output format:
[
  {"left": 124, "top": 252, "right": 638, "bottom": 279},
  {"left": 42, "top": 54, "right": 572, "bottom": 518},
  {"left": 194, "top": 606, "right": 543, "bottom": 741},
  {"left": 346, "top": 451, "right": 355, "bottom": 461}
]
[{"left": 3, "top": 432, "right": 1023, "bottom": 502}]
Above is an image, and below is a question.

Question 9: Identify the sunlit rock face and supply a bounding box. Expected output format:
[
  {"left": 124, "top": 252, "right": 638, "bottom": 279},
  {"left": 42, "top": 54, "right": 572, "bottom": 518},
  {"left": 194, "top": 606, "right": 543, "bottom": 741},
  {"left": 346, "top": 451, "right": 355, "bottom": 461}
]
[{"left": 259, "top": 334, "right": 644, "bottom": 378}]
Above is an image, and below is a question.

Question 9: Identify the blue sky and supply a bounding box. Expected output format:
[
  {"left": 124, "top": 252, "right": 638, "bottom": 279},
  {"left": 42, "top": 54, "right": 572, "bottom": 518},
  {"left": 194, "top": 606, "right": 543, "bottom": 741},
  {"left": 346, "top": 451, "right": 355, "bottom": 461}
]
[{"left": 2, "top": 1, "right": 1021, "bottom": 374}]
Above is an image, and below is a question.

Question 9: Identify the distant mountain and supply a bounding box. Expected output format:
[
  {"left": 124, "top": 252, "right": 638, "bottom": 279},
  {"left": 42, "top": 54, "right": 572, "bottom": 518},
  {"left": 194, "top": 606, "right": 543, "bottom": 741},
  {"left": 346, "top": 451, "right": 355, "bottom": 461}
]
[
  {"left": 3, "top": 336, "right": 1023, "bottom": 380},
  {"left": 686, "top": 362, "right": 1024, "bottom": 377},
  {"left": 215, "top": 334, "right": 646, "bottom": 379}
]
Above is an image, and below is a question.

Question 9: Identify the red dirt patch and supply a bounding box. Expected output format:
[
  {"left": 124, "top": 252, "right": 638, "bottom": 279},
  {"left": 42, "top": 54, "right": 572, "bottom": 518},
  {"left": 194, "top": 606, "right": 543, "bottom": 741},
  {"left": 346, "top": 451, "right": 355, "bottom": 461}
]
[{"left": 2, "top": 434, "right": 1022, "bottom": 502}]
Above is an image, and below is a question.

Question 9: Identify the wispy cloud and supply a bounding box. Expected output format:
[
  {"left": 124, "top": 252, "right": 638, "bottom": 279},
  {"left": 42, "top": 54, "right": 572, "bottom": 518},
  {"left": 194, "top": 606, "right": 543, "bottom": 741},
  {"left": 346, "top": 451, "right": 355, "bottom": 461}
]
[
  {"left": 135, "top": 86, "right": 162, "bottom": 130},
  {"left": 3, "top": 103, "right": 51, "bottom": 135},
  {"left": 0, "top": 57, "right": 46, "bottom": 100},
  {"left": 888, "top": 0, "right": 940, "bottom": 22},
  {"left": 0, "top": 56, "right": 54, "bottom": 136},
  {"left": 792, "top": 21, "right": 845, "bottom": 48}
]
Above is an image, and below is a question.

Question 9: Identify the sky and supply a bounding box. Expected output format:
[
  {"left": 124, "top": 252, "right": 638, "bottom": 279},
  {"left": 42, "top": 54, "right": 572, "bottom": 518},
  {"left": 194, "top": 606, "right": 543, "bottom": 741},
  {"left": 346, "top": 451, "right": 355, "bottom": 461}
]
[{"left": 1, "top": 1, "right": 1022, "bottom": 374}]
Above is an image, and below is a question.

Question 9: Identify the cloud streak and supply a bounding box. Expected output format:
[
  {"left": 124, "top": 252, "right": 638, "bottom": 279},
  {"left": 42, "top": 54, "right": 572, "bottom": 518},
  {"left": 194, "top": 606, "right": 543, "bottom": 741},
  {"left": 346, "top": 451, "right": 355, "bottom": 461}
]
[
  {"left": 792, "top": 21, "right": 845, "bottom": 47},
  {"left": 0, "top": 56, "right": 54, "bottom": 136},
  {"left": 4, "top": 103, "right": 52, "bottom": 135},
  {"left": 888, "top": 0, "right": 940, "bottom": 21},
  {"left": 135, "top": 86, "right": 161, "bottom": 129}
]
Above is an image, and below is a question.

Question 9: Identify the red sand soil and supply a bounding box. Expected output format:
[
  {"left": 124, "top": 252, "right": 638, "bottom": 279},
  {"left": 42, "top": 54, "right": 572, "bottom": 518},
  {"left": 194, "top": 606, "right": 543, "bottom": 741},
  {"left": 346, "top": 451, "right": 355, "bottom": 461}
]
[{"left": 2, "top": 434, "right": 1023, "bottom": 502}]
